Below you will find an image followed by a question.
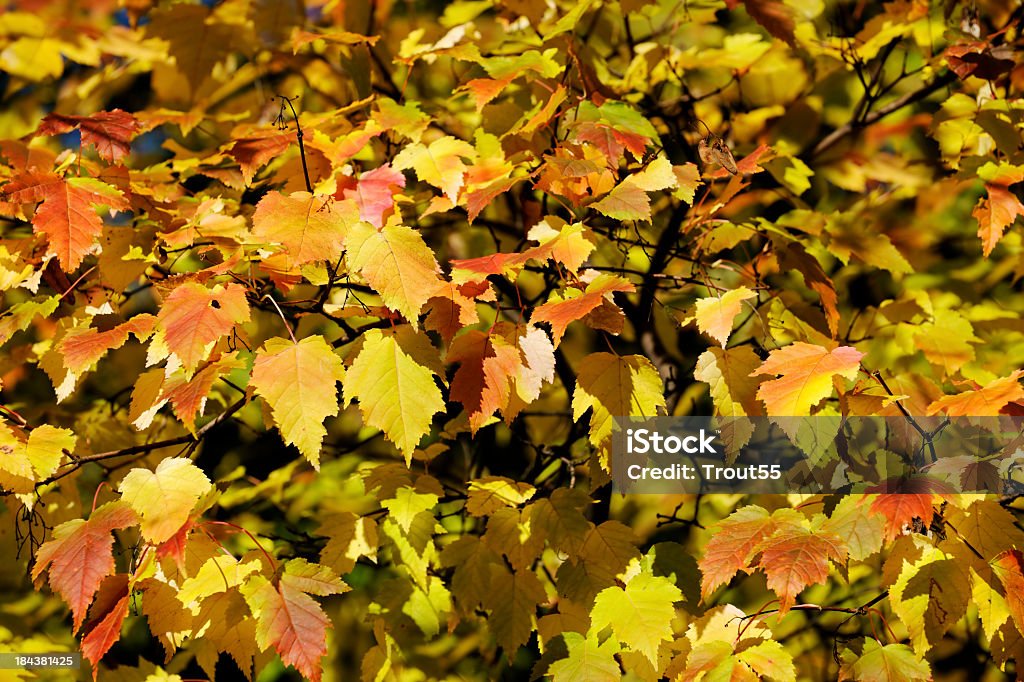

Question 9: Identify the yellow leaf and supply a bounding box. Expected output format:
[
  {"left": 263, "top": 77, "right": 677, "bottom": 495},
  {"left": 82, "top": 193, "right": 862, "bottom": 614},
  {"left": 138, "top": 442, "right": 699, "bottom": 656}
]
[
  {"left": 177, "top": 555, "right": 261, "bottom": 606},
  {"left": 343, "top": 329, "right": 445, "bottom": 460},
  {"left": 572, "top": 353, "right": 665, "bottom": 466},
  {"left": 392, "top": 136, "right": 478, "bottom": 201},
  {"left": 251, "top": 192, "right": 357, "bottom": 268},
  {"left": 119, "top": 457, "right": 212, "bottom": 544},
  {"left": 751, "top": 343, "right": 863, "bottom": 416},
  {"left": 250, "top": 336, "right": 346, "bottom": 469},
  {"left": 694, "top": 286, "right": 756, "bottom": 348},
  {"left": 345, "top": 221, "right": 444, "bottom": 326}
]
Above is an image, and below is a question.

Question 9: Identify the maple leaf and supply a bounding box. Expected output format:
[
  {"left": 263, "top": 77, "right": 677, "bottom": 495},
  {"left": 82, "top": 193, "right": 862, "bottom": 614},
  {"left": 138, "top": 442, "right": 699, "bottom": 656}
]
[
  {"left": 192, "top": 589, "right": 258, "bottom": 678},
  {"left": 162, "top": 353, "right": 244, "bottom": 433},
  {"left": 590, "top": 182, "right": 654, "bottom": 222},
  {"left": 343, "top": 328, "right": 444, "bottom": 461},
  {"left": 532, "top": 274, "right": 635, "bottom": 345},
  {"left": 891, "top": 553, "right": 971, "bottom": 656},
  {"left": 839, "top": 639, "right": 931, "bottom": 682},
  {"left": 177, "top": 555, "right": 261, "bottom": 606},
  {"left": 695, "top": 286, "right": 757, "bottom": 348},
  {"left": 821, "top": 495, "right": 884, "bottom": 561},
  {"left": 243, "top": 572, "right": 337, "bottom": 682},
  {"left": 529, "top": 488, "right": 591, "bottom": 554},
  {"left": 513, "top": 325, "right": 556, "bottom": 404},
  {"left": 751, "top": 343, "right": 863, "bottom": 416},
  {"left": 5, "top": 171, "right": 129, "bottom": 271},
  {"left": 81, "top": 590, "right": 131, "bottom": 680},
  {"left": 699, "top": 505, "right": 788, "bottom": 600},
  {"left": 869, "top": 492, "right": 935, "bottom": 542},
  {"left": 948, "top": 501, "right": 1024, "bottom": 561},
  {"left": 694, "top": 347, "right": 764, "bottom": 417},
  {"left": 773, "top": 238, "right": 840, "bottom": 337},
  {"left": 482, "top": 563, "right": 546, "bottom": 654},
  {"left": 345, "top": 221, "right": 444, "bottom": 326},
  {"left": 317, "top": 513, "right": 379, "bottom": 574},
  {"left": 392, "top": 136, "right": 478, "bottom": 202},
  {"left": 341, "top": 164, "right": 406, "bottom": 228},
  {"left": 466, "top": 477, "right": 536, "bottom": 517},
  {"left": 572, "top": 352, "right": 665, "bottom": 466},
  {"left": 974, "top": 186, "right": 1024, "bottom": 257},
  {"left": 0, "top": 423, "right": 76, "bottom": 488},
  {"left": 32, "top": 501, "right": 139, "bottom": 631},
  {"left": 37, "top": 110, "right": 141, "bottom": 163},
  {"left": 251, "top": 336, "right": 346, "bottom": 469},
  {"left": 424, "top": 281, "right": 482, "bottom": 341},
  {"left": 119, "top": 457, "right": 212, "bottom": 544},
  {"left": 926, "top": 369, "right": 1024, "bottom": 416},
  {"left": 755, "top": 523, "right": 848, "bottom": 614},
  {"left": 252, "top": 192, "right": 357, "bottom": 268},
  {"left": 448, "top": 329, "right": 522, "bottom": 432},
  {"left": 991, "top": 550, "right": 1024, "bottom": 640},
  {"left": 58, "top": 315, "right": 156, "bottom": 378},
  {"left": 590, "top": 571, "right": 682, "bottom": 666},
  {"left": 548, "top": 631, "right": 621, "bottom": 682},
  {"left": 151, "top": 282, "right": 250, "bottom": 375}
]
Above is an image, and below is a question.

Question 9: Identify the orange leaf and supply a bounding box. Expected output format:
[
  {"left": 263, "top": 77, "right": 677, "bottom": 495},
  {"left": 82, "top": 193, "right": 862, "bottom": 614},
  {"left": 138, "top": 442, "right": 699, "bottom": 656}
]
[
  {"left": 58, "top": 315, "right": 156, "bottom": 377},
  {"left": 993, "top": 550, "right": 1024, "bottom": 636},
  {"left": 698, "top": 506, "right": 787, "bottom": 600},
  {"left": 153, "top": 282, "right": 250, "bottom": 374},
  {"left": 531, "top": 274, "right": 635, "bottom": 345},
  {"left": 974, "top": 185, "right": 1024, "bottom": 257},
  {"left": 31, "top": 501, "right": 138, "bottom": 631},
  {"left": 244, "top": 577, "right": 334, "bottom": 682},
  {"left": 37, "top": 110, "right": 141, "bottom": 163},
  {"left": 926, "top": 370, "right": 1024, "bottom": 416},
  {"left": 869, "top": 491, "right": 935, "bottom": 542},
  {"left": 227, "top": 132, "right": 293, "bottom": 185},
  {"left": 448, "top": 329, "right": 523, "bottom": 432},
  {"left": 81, "top": 591, "right": 131, "bottom": 679},
  {"left": 252, "top": 192, "right": 357, "bottom": 268},
  {"left": 5, "top": 171, "right": 129, "bottom": 271},
  {"left": 751, "top": 343, "right": 863, "bottom": 416},
  {"left": 756, "top": 525, "right": 847, "bottom": 614},
  {"left": 162, "top": 354, "right": 244, "bottom": 432}
]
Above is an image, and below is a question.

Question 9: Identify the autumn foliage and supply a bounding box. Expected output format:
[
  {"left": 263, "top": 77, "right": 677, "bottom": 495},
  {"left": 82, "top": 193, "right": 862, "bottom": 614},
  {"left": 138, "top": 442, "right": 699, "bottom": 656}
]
[{"left": 2, "top": 0, "right": 1024, "bottom": 681}]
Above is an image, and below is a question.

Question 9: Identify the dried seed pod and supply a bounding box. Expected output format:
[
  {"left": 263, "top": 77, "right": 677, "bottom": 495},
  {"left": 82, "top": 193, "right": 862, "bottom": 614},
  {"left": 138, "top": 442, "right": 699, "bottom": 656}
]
[{"left": 698, "top": 135, "right": 738, "bottom": 174}]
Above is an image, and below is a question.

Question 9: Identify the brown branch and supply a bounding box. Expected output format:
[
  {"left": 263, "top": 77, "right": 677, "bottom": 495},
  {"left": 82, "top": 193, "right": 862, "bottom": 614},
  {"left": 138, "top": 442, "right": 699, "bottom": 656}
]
[
  {"left": 809, "top": 70, "right": 957, "bottom": 159},
  {"left": 1, "top": 396, "right": 248, "bottom": 497}
]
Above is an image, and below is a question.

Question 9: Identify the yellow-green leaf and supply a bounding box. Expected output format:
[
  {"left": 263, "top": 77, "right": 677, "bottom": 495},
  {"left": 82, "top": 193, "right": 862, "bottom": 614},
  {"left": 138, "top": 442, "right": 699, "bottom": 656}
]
[{"left": 251, "top": 336, "right": 346, "bottom": 469}]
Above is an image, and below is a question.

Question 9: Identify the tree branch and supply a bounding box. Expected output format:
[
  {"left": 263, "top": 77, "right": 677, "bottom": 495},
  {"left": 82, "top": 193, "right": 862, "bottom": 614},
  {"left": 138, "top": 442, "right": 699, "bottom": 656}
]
[{"left": 809, "top": 70, "right": 957, "bottom": 160}]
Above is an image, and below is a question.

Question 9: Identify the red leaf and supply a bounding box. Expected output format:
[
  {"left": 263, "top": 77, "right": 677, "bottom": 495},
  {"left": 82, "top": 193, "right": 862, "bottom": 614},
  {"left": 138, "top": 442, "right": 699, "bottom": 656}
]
[
  {"left": 31, "top": 501, "right": 138, "bottom": 631},
  {"left": 37, "top": 110, "right": 141, "bottom": 163},
  {"left": 945, "top": 43, "right": 1015, "bottom": 81},
  {"left": 737, "top": 0, "right": 796, "bottom": 46},
  {"left": 81, "top": 593, "right": 130, "bottom": 679}
]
